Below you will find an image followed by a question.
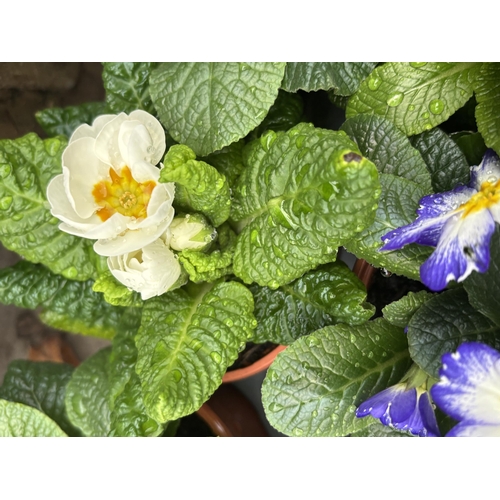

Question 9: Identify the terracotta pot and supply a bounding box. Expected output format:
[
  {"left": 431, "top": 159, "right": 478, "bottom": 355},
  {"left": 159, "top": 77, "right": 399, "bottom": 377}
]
[
  {"left": 353, "top": 258, "right": 377, "bottom": 289},
  {"left": 196, "top": 383, "right": 268, "bottom": 436}
]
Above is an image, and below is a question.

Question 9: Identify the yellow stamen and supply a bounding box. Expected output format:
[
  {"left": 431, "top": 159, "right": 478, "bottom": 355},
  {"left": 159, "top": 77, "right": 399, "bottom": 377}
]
[
  {"left": 92, "top": 166, "right": 156, "bottom": 222},
  {"left": 459, "top": 180, "right": 500, "bottom": 218}
]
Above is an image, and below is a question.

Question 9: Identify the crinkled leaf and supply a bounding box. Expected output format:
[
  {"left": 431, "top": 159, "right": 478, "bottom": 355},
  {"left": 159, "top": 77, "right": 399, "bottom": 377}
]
[
  {"left": 344, "top": 173, "right": 432, "bottom": 279},
  {"left": 250, "top": 261, "right": 374, "bottom": 345},
  {"left": 282, "top": 62, "right": 377, "bottom": 95},
  {"left": 135, "top": 281, "right": 255, "bottom": 422},
  {"left": 382, "top": 290, "right": 435, "bottom": 328},
  {"left": 349, "top": 419, "right": 411, "bottom": 437},
  {"left": 0, "top": 261, "right": 126, "bottom": 339},
  {"left": 107, "top": 309, "right": 163, "bottom": 436},
  {"left": 35, "top": 102, "right": 108, "bottom": 138},
  {"left": 410, "top": 127, "right": 470, "bottom": 192},
  {"left": 0, "top": 400, "right": 66, "bottom": 437},
  {"left": 0, "top": 133, "right": 101, "bottom": 281},
  {"left": 149, "top": 62, "right": 286, "bottom": 156},
  {"left": 231, "top": 123, "right": 380, "bottom": 288},
  {"left": 262, "top": 318, "right": 411, "bottom": 436},
  {"left": 407, "top": 288, "right": 500, "bottom": 377},
  {"left": 474, "top": 63, "right": 500, "bottom": 155},
  {"left": 463, "top": 229, "right": 500, "bottom": 327},
  {"left": 102, "top": 62, "right": 157, "bottom": 114},
  {"left": 248, "top": 90, "right": 304, "bottom": 139},
  {"left": 65, "top": 347, "right": 112, "bottom": 436},
  {"left": 161, "top": 144, "right": 231, "bottom": 227},
  {"left": 346, "top": 62, "right": 481, "bottom": 136},
  {"left": 93, "top": 271, "right": 143, "bottom": 308},
  {"left": 341, "top": 114, "right": 432, "bottom": 191},
  {"left": 202, "top": 140, "right": 245, "bottom": 188},
  {"left": 450, "top": 131, "right": 486, "bottom": 167},
  {"left": 0, "top": 360, "right": 79, "bottom": 436}
]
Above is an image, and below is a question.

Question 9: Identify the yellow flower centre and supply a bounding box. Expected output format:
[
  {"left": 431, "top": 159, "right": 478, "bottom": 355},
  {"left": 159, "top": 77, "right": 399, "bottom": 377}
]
[
  {"left": 459, "top": 179, "right": 500, "bottom": 218},
  {"left": 92, "top": 166, "right": 156, "bottom": 222}
]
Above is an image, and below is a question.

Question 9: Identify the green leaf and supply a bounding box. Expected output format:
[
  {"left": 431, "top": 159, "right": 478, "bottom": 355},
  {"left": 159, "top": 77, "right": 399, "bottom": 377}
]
[
  {"left": 107, "top": 309, "right": 163, "bottom": 437},
  {"left": 0, "top": 133, "right": 101, "bottom": 281},
  {"left": 35, "top": 102, "right": 108, "bottom": 138},
  {"left": 231, "top": 123, "right": 381, "bottom": 288},
  {"left": 92, "top": 271, "right": 143, "bottom": 308},
  {"left": 250, "top": 261, "right": 374, "bottom": 345},
  {"left": 248, "top": 90, "right": 304, "bottom": 138},
  {"left": 346, "top": 62, "right": 481, "bottom": 136},
  {"left": 463, "top": 229, "right": 500, "bottom": 327},
  {"left": 349, "top": 419, "right": 412, "bottom": 437},
  {"left": 65, "top": 347, "right": 112, "bottom": 436},
  {"left": 0, "top": 399, "right": 67, "bottom": 437},
  {"left": 202, "top": 140, "right": 245, "bottom": 188},
  {"left": 407, "top": 288, "right": 500, "bottom": 377},
  {"left": 382, "top": 290, "right": 435, "bottom": 328},
  {"left": 341, "top": 114, "right": 432, "bottom": 191},
  {"left": 261, "top": 318, "right": 411, "bottom": 436},
  {"left": 135, "top": 281, "right": 255, "bottom": 422},
  {"left": 160, "top": 144, "right": 231, "bottom": 227},
  {"left": 344, "top": 173, "right": 432, "bottom": 279},
  {"left": 282, "top": 63, "right": 377, "bottom": 95},
  {"left": 102, "top": 62, "right": 158, "bottom": 114},
  {"left": 0, "top": 261, "right": 127, "bottom": 339},
  {"left": 0, "top": 360, "right": 80, "bottom": 436},
  {"left": 410, "top": 127, "right": 470, "bottom": 192},
  {"left": 450, "top": 131, "right": 487, "bottom": 166},
  {"left": 149, "top": 62, "right": 286, "bottom": 156},
  {"left": 474, "top": 63, "right": 500, "bottom": 155}
]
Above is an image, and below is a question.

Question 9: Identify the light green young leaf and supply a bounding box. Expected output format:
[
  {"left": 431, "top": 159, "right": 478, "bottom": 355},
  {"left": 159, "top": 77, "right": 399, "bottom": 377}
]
[
  {"left": 202, "top": 140, "right": 246, "bottom": 188},
  {"left": 407, "top": 288, "right": 500, "bottom": 377},
  {"left": 0, "top": 261, "right": 127, "bottom": 340},
  {"left": 65, "top": 347, "right": 112, "bottom": 437},
  {"left": 382, "top": 290, "right": 435, "bottom": 328},
  {"left": 93, "top": 271, "right": 143, "bottom": 308},
  {"left": 149, "top": 62, "right": 286, "bottom": 156},
  {"left": 410, "top": 127, "right": 470, "bottom": 192},
  {"left": 0, "top": 133, "right": 101, "bottom": 281},
  {"left": 261, "top": 318, "right": 411, "bottom": 436},
  {"left": 135, "top": 281, "right": 255, "bottom": 422},
  {"left": 35, "top": 102, "right": 108, "bottom": 138},
  {"left": 161, "top": 144, "right": 231, "bottom": 227},
  {"left": 464, "top": 229, "right": 500, "bottom": 327},
  {"left": 0, "top": 400, "right": 67, "bottom": 437},
  {"left": 250, "top": 261, "right": 374, "bottom": 345},
  {"left": 282, "top": 63, "right": 377, "bottom": 95},
  {"left": 231, "top": 123, "right": 380, "bottom": 288},
  {"left": 0, "top": 360, "right": 79, "bottom": 436},
  {"left": 102, "top": 62, "right": 158, "bottom": 114},
  {"left": 474, "top": 63, "right": 500, "bottom": 155},
  {"left": 346, "top": 62, "right": 481, "bottom": 136}
]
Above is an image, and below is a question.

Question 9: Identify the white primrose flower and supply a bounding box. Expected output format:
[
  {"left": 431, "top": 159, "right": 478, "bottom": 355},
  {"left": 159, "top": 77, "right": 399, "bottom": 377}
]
[
  {"left": 108, "top": 232, "right": 181, "bottom": 300},
  {"left": 47, "top": 110, "right": 175, "bottom": 257}
]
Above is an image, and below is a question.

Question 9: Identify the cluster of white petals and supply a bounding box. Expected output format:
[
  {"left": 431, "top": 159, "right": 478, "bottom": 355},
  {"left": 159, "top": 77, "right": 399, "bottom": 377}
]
[{"left": 47, "top": 111, "right": 196, "bottom": 300}]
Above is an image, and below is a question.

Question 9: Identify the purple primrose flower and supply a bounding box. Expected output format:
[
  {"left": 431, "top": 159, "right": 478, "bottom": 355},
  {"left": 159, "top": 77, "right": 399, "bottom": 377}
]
[
  {"left": 356, "top": 383, "right": 440, "bottom": 436},
  {"left": 380, "top": 149, "right": 500, "bottom": 291},
  {"left": 431, "top": 342, "right": 500, "bottom": 437}
]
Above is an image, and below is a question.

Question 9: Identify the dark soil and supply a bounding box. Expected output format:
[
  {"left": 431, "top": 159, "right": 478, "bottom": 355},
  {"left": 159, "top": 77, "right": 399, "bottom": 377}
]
[{"left": 173, "top": 413, "right": 215, "bottom": 437}]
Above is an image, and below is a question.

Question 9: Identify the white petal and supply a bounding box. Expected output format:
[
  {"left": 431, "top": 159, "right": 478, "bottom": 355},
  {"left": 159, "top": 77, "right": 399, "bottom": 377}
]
[
  {"left": 69, "top": 114, "right": 116, "bottom": 143},
  {"left": 130, "top": 159, "right": 161, "bottom": 183},
  {"left": 94, "top": 113, "right": 128, "bottom": 168},
  {"left": 62, "top": 137, "right": 110, "bottom": 218},
  {"left": 129, "top": 110, "right": 166, "bottom": 165}
]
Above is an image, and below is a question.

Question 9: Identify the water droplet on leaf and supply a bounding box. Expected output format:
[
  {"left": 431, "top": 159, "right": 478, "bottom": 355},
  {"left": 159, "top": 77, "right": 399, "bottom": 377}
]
[
  {"left": 410, "top": 62, "right": 427, "bottom": 68},
  {"left": 62, "top": 266, "right": 78, "bottom": 279},
  {"left": 429, "top": 99, "right": 444, "bottom": 115},
  {"left": 386, "top": 92, "right": 404, "bottom": 107},
  {"left": 367, "top": 76, "right": 382, "bottom": 91},
  {"left": 269, "top": 402, "right": 283, "bottom": 412},
  {"left": 171, "top": 369, "right": 182, "bottom": 382},
  {"left": 210, "top": 352, "right": 222, "bottom": 364},
  {"left": 0, "top": 196, "right": 13, "bottom": 210}
]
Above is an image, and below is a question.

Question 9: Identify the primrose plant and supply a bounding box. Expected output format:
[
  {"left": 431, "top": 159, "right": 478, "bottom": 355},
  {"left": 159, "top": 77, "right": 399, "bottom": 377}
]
[{"left": 0, "top": 62, "right": 499, "bottom": 437}]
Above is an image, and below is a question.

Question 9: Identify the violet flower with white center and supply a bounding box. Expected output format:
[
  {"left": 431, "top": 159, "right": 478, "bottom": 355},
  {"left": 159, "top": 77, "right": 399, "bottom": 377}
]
[
  {"left": 356, "top": 364, "right": 440, "bottom": 436},
  {"left": 380, "top": 149, "right": 500, "bottom": 291},
  {"left": 431, "top": 342, "right": 500, "bottom": 437}
]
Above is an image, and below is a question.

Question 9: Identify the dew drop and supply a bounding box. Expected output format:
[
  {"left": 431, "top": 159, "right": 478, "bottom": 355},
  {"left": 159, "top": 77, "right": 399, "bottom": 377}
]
[
  {"left": 171, "top": 369, "right": 182, "bottom": 382},
  {"left": 224, "top": 318, "right": 234, "bottom": 327},
  {"left": 488, "top": 176, "right": 498, "bottom": 183},
  {"left": 367, "top": 76, "right": 382, "bottom": 91},
  {"left": 386, "top": 92, "right": 404, "bottom": 107},
  {"left": 350, "top": 333, "right": 356, "bottom": 343},
  {"left": 410, "top": 62, "right": 427, "bottom": 68},
  {"left": 312, "top": 410, "right": 318, "bottom": 417},
  {"left": 62, "top": 266, "right": 78, "bottom": 279},
  {"left": 367, "top": 351, "right": 374, "bottom": 358},
  {"left": 354, "top": 362, "right": 360, "bottom": 368},
  {"left": 191, "top": 340, "right": 203, "bottom": 353},
  {"left": 307, "top": 336, "right": 320, "bottom": 348},
  {"left": 0, "top": 196, "right": 13, "bottom": 210},
  {"left": 408, "top": 105, "right": 415, "bottom": 111},
  {"left": 433, "top": 196, "right": 443, "bottom": 204},
  {"left": 268, "top": 280, "right": 280, "bottom": 290},
  {"left": 375, "top": 335, "right": 380, "bottom": 341},
  {"left": 293, "top": 427, "right": 304, "bottom": 436},
  {"left": 429, "top": 99, "right": 444, "bottom": 115},
  {"left": 380, "top": 268, "right": 392, "bottom": 278},
  {"left": 250, "top": 229, "right": 262, "bottom": 247},
  {"left": 424, "top": 123, "right": 433, "bottom": 131},
  {"left": 422, "top": 112, "right": 430, "bottom": 119},
  {"left": 210, "top": 351, "right": 222, "bottom": 364},
  {"left": 269, "top": 402, "right": 284, "bottom": 412}
]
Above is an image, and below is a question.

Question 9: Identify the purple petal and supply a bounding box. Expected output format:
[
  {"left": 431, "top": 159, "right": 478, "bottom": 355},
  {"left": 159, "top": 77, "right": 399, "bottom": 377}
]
[
  {"left": 416, "top": 185, "right": 476, "bottom": 220},
  {"left": 446, "top": 420, "right": 500, "bottom": 437},
  {"left": 431, "top": 342, "right": 500, "bottom": 424},
  {"left": 418, "top": 391, "right": 440, "bottom": 437},
  {"left": 420, "top": 209, "right": 495, "bottom": 291},
  {"left": 469, "top": 149, "right": 500, "bottom": 190},
  {"left": 356, "top": 385, "right": 405, "bottom": 419},
  {"left": 385, "top": 387, "right": 417, "bottom": 424}
]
